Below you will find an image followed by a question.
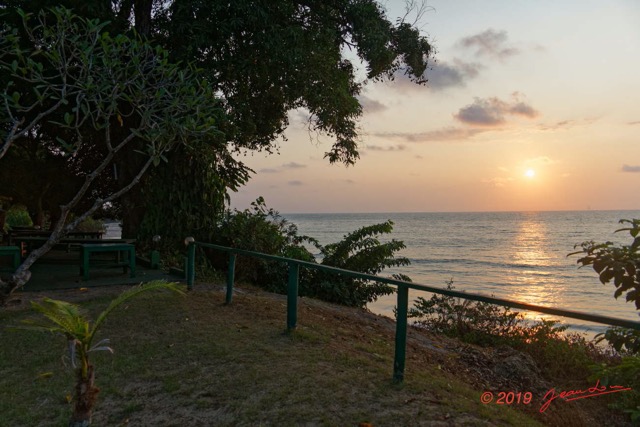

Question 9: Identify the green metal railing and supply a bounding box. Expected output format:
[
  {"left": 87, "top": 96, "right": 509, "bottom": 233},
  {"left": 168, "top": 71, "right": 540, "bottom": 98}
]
[{"left": 185, "top": 240, "right": 640, "bottom": 383}]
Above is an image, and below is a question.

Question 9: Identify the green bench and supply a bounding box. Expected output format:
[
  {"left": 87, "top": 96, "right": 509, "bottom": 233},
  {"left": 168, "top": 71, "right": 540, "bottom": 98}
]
[
  {"left": 80, "top": 243, "right": 135, "bottom": 280},
  {"left": 0, "top": 246, "right": 20, "bottom": 270}
]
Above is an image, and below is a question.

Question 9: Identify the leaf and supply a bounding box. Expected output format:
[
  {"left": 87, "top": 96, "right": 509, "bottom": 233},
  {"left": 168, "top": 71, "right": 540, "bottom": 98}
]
[{"left": 599, "top": 269, "right": 615, "bottom": 284}]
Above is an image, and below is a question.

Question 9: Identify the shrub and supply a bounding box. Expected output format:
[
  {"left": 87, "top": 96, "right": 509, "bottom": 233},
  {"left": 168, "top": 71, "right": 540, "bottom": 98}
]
[
  {"left": 210, "top": 197, "right": 318, "bottom": 292},
  {"left": 309, "top": 220, "right": 410, "bottom": 308},
  {"left": 409, "top": 281, "right": 610, "bottom": 381},
  {"left": 74, "top": 216, "right": 106, "bottom": 233},
  {"left": 590, "top": 356, "right": 640, "bottom": 423},
  {"left": 209, "top": 198, "right": 409, "bottom": 308},
  {"left": 5, "top": 205, "right": 33, "bottom": 229},
  {"left": 408, "top": 280, "right": 522, "bottom": 343}
]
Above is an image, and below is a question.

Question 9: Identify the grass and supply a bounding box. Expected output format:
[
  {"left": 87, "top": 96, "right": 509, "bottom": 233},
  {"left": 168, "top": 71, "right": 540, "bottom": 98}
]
[{"left": 0, "top": 284, "right": 630, "bottom": 426}]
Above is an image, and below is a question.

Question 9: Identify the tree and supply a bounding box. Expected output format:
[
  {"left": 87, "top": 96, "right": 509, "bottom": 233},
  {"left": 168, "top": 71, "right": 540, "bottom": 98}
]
[
  {"left": 18, "top": 281, "right": 184, "bottom": 427},
  {"left": 1, "top": 1, "right": 435, "bottom": 247},
  {"left": 0, "top": 7, "right": 236, "bottom": 302},
  {"left": 122, "top": 0, "right": 435, "bottom": 238},
  {"left": 1, "top": 0, "right": 434, "bottom": 239}
]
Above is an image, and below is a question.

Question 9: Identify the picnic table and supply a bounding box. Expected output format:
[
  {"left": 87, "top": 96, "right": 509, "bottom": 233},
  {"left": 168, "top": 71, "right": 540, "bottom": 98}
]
[
  {"left": 80, "top": 243, "right": 136, "bottom": 280},
  {"left": 0, "top": 246, "right": 20, "bottom": 270},
  {"left": 8, "top": 229, "right": 104, "bottom": 245},
  {"left": 13, "top": 236, "right": 134, "bottom": 258}
]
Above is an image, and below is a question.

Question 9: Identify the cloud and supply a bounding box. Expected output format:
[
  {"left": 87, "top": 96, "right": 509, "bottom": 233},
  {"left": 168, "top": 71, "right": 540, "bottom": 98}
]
[
  {"left": 628, "top": 121, "right": 640, "bottom": 125},
  {"left": 455, "top": 98, "right": 506, "bottom": 126},
  {"left": 458, "top": 29, "right": 520, "bottom": 60},
  {"left": 364, "top": 144, "right": 407, "bottom": 152},
  {"left": 288, "top": 180, "right": 304, "bottom": 186},
  {"left": 454, "top": 95, "right": 538, "bottom": 127},
  {"left": 538, "top": 117, "right": 599, "bottom": 131},
  {"left": 344, "top": 179, "right": 356, "bottom": 184},
  {"left": 374, "top": 127, "right": 488, "bottom": 143},
  {"left": 259, "top": 168, "right": 279, "bottom": 174},
  {"left": 426, "top": 60, "right": 483, "bottom": 91},
  {"left": 482, "top": 177, "right": 514, "bottom": 188},
  {"left": 622, "top": 165, "right": 640, "bottom": 173},
  {"left": 258, "top": 162, "right": 306, "bottom": 174},
  {"left": 358, "top": 95, "right": 387, "bottom": 113},
  {"left": 282, "top": 162, "right": 306, "bottom": 169},
  {"left": 537, "top": 120, "right": 574, "bottom": 131},
  {"left": 390, "top": 59, "right": 482, "bottom": 91}
]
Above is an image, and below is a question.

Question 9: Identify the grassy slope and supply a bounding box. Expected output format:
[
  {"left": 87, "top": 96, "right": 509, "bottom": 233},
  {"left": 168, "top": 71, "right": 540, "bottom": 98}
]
[{"left": 0, "top": 284, "right": 625, "bottom": 426}]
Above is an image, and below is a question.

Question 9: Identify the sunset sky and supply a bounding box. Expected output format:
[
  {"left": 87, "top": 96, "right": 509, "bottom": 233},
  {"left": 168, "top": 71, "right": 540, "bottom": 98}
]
[{"left": 231, "top": 0, "right": 640, "bottom": 213}]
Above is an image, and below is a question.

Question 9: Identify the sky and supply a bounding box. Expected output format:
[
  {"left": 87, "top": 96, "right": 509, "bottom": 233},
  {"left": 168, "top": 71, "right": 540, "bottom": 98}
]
[{"left": 231, "top": 0, "right": 640, "bottom": 214}]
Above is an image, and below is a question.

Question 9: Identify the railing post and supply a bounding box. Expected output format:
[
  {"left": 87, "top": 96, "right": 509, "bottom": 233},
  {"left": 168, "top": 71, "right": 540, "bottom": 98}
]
[
  {"left": 393, "top": 285, "right": 409, "bottom": 383},
  {"left": 287, "top": 262, "right": 300, "bottom": 331},
  {"left": 185, "top": 239, "right": 196, "bottom": 290},
  {"left": 226, "top": 253, "right": 236, "bottom": 304}
]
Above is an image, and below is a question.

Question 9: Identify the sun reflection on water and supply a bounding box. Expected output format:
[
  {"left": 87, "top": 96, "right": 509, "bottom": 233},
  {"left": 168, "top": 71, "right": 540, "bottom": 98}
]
[{"left": 508, "top": 215, "right": 560, "bottom": 320}]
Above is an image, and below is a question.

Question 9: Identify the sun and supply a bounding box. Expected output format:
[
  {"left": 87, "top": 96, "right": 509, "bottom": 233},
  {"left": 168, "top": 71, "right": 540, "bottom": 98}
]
[{"left": 525, "top": 169, "right": 535, "bottom": 178}]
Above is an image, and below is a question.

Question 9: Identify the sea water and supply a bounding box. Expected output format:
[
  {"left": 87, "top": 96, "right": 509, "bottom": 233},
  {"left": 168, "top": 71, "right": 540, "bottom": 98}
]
[{"left": 283, "top": 210, "right": 640, "bottom": 335}]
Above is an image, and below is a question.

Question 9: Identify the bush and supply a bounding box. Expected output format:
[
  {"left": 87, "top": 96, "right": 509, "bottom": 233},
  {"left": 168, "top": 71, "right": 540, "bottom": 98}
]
[
  {"left": 409, "top": 281, "right": 610, "bottom": 381},
  {"left": 408, "top": 280, "right": 522, "bottom": 343},
  {"left": 590, "top": 356, "right": 640, "bottom": 423},
  {"left": 73, "top": 216, "right": 106, "bottom": 233},
  {"left": 309, "top": 221, "right": 409, "bottom": 308},
  {"left": 4, "top": 205, "right": 33, "bottom": 230},
  {"left": 209, "top": 198, "right": 409, "bottom": 308},
  {"left": 210, "top": 197, "right": 318, "bottom": 292}
]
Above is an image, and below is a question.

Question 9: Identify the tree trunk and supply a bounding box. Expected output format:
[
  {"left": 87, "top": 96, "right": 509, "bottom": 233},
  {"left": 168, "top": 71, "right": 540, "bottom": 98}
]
[
  {"left": 69, "top": 365, "right": 99, "bottom": 427},
  {"left": 134, "top": 0, "right": 153, "bottom": 37}
]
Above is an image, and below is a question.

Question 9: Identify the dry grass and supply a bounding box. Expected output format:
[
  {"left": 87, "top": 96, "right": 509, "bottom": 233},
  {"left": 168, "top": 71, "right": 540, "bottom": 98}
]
[{"left": 0, "top": 283, "right": 628, "bottom": 426}]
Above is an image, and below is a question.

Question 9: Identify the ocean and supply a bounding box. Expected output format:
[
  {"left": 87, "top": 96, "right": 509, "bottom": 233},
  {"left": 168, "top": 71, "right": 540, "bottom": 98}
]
[{"left": 283, "top": 210, "right": 640, "bottom": 335}]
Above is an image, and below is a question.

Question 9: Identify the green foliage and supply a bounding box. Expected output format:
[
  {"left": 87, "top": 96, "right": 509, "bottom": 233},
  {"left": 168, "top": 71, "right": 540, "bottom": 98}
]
[
  {"left": 210, "top": 197, "right": 317, "bottom": 292},
  {"left": 595, "top": 327, "right": 640, "bottom": 355},
  {"left": 408, "top": 280, "right": 523, "bottom": 343},
  {"left": 136, "top": 141, "right": 251, "bottom": 244},
  {"left": 571, "top": 219, "right": 640, "bottom": 311},
  {"left": 0, "top": 6, "right": 235, "bottom": 296},
  {"left": 5, "top": 1, "right": 435, "bottom": 242},
  {"left": 590, "top": 356, "right": 640, "bottom": 423},
  {"left": 409, "top": 281, "right": 609, "bottom": 381},
  {"left": 209, "top": 198, "right": 407, "bottom": 308},
  {"left": 71, "top": 216, "right": 105, "bottom": 233},
  {"left": 570, "top": 218, "right": 640, "bottom": 353},
  {"left": 309, "top": 220, "right": 409, "bottom": 307},
  {"left": 4, "top": 204, "right": 33, "bottom": 229},
  {"left": 155, "top": 0, "right": 434, "bottom": 165}
]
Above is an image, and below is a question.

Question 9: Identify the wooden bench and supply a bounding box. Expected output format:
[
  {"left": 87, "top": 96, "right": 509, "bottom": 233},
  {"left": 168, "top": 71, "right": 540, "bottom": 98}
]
[
  {"left": 0, "top": 246, "right": 20, "bottom": 270},
  {"left": 80, "top": 243, "right": 136, "bottom": 280}
]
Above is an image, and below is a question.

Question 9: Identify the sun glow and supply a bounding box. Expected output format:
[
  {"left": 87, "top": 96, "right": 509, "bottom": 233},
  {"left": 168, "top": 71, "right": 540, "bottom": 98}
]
[{"left": 525, "top": 169, "right": 535, "bottom": 178}]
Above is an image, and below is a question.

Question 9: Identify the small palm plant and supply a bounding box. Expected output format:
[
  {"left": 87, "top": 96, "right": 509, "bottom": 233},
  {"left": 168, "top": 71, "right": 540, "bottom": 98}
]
[{"left": 19, "top": 280, "right": 184, "bottom": 427}]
